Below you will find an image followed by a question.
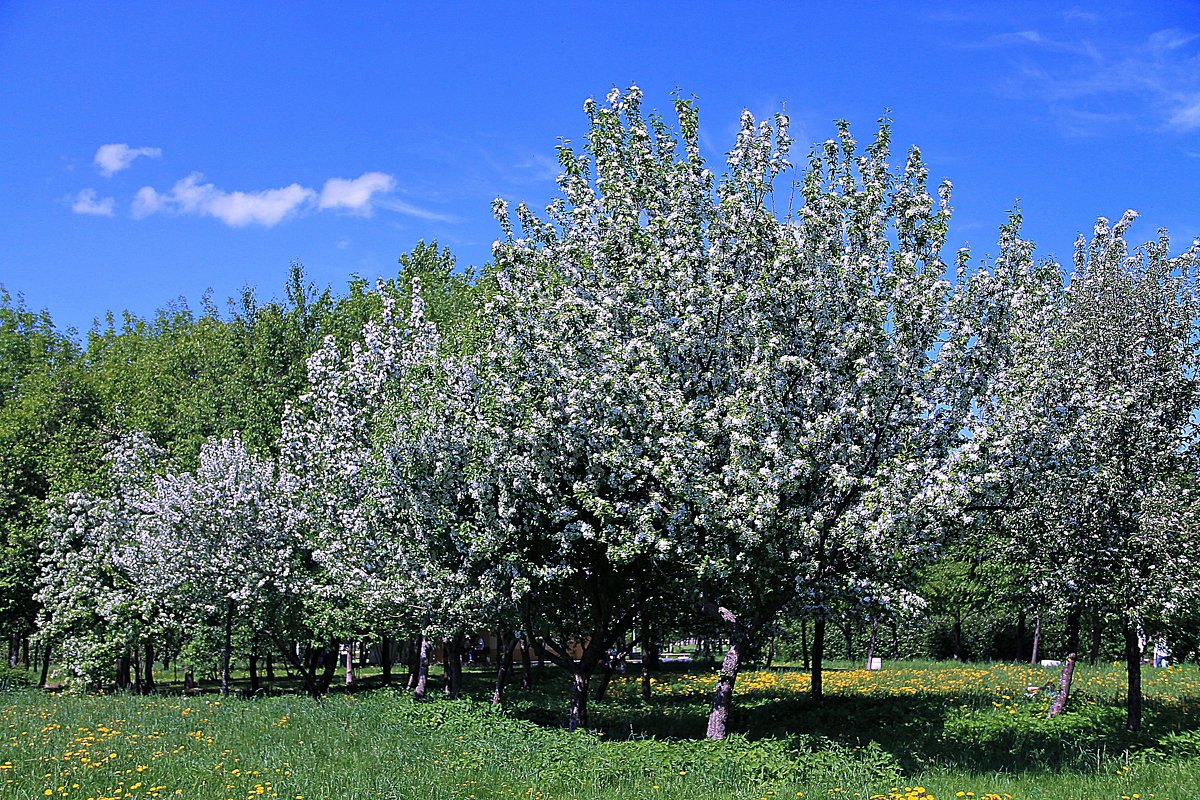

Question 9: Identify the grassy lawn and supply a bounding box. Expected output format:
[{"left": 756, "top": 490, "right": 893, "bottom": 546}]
[{"left": 2, "top": 660, "right": 1199, "bottom": 799}]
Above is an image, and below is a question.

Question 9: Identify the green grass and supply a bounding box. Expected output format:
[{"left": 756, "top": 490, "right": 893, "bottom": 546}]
[{"left": 3, "top": 660, "right": 1199, "bottom": 799}]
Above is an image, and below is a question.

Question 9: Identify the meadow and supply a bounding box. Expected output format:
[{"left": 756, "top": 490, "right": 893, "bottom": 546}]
[{"left": 3, "top": 660, "right": 1200, "bottom": 800}]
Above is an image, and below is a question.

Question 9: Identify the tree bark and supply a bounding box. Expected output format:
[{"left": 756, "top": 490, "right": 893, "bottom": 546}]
[
  {"left": 220, "top": 603, "right": 234, "bottom": 696},
  {"left": 39, "top": 641, "right": 52, "bottom": 688},
  {"left": 1123, "top": 623, "right": 1143, "bottom": 732},
  {"left": 1015, "top": 609, "right": 1027, "bottom": 662},
  {"left": 492, "top": 631, "right": 515, "bottom": 705},
  {"left": 568, "top": 670, "right": 591, "bottom": 731},
  {"left": 413, "top": 634, "right": 432, "bottom": 700},
  {"left": 249, "top": 651, "right": 260, "bottom": 693},
  {"left": 519, "top": 636, "right": 532, "bottom": 689},
  {"left": 443, "top": 636, "right": 462, "bottom": 699},
  {"left": 706, "top": 636, "right": 746, "bottom": 739},
  {"left": 344, "top": 642, "right": 354, "bottom": 687},
  {"left": 1089, "top": 612, "right": 1102, "bottom": 666},
  {"left": 116, "top": 651, "right": 132, "bottom": 691},
  {"left": 865, "top": 616, "right": 880, "bottom": 667},
  {"left": 406, "top": 637, "right": 419, "bottom": 689},
  {"left": 143, "top": 642, "right": 155, "bottom": 694},
  {"left": 380, "top": 635, "right": 392, "bottom": 685},
  {"left": 266, "top": 654, "right": 275, "bottom": 683},
  {"left": 1046, "top": 609, "right": 1081, "bottom": 718},
  {"left": 811, "top": 614, "right": 826, "bottom": 701},
  {"left": 1030, "top": 612, "right": 1042, "bottom": 664}
]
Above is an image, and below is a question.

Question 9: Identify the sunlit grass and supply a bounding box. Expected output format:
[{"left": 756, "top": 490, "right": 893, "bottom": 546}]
[{"left": 3, "top": 660, "right": 1199, "bottom": 799}]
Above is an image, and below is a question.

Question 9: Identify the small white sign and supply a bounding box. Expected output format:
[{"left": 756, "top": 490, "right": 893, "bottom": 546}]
[{"left": 867, "top": 657, "right": 882, "bottom": 670}]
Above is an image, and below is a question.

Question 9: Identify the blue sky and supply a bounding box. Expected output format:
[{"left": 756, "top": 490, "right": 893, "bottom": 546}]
[{"left": 2, "top": 1, "right": 1198, "bottom": 337}]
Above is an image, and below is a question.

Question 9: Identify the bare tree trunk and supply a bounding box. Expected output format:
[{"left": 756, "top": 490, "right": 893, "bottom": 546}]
[
  {"left": 1030, "top": 612, "right": 1042, "bottom": 665},
  {"left": 706, "top": 636, "right": 746, "bottom": 740},
  {"left": 380, "top": 635, "right": 392, "bottom": 685},
  {"left": 266, "top": 654, "right": 275, "bottom": 683},
  {"left": 132, "top": 646, "right": 142, "bottom": 695},
  {"left": 344, "top": 642, "right": 354, "bottom": 687},
  {"left": 519, "top": 636, "right": 532, "bottom": 689},
  {"left": 220, "top": 603, "right": 234, "bottom": 697},
  {"left": 116, "top": 651, "right": 132, "bottom": 691},
  {"left": 865, "top": 616, "right": 880, "bottom": 667},
  {"left": 1123, "top": 623, "right": 1142, "bottom": 732},
  {"left": 39, "top": 641, "right": 52, "bottom": 688},
  {"left": 1046, "top": 609, "right": 1081, "bottom": 718},
  {"left": 184, "top": 666, "right": 195, "bottom": 693},
  {"left": 492, "top": 631, "right": 515, "bottom": 705},
  {"left": 406, "top": 637, "right": 419, "bottom": 689},
  {"left": 413, "top": 634, "right": 431, "bottom": 700},
  {"left": 143, "top": 642, "right": 155, "bottom": 694},
  {"left": 811, "top": 615, "right": 826, "bottom": 701},
  {"left": 443, "top": 636, "right": 462, "bottom": 699},
  {"left": 568, "top": 670, "right": 590, "bottom": 731},
  {"left": 249, "top": 651, "right": 260, "bottom": 693}
]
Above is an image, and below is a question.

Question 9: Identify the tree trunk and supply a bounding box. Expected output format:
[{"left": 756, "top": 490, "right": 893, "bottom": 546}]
[
  {"left": 492, "top": 631, "right": 515, "bottom": 705},
  {"left": 765, "top": 632, "right": 776, "bottom": 669},
  {"left": 1015, "top": 609, "right": 1027, "bottom": 662},
  {"left": 443, "top": 636, "right": 462, "bottom": 699},
  {"left": 1046, "top": 652, "right": 1077, "bottom": 718},
  {"left": 640, "top": 642, "right": 654, "bottom": 703},
  {"left": 1030, "top": 612, "right": 1042, "bottom": 665},
  {"left": 220, "top": 603, "right": 234, "bottom": 697},
  {"left": 249, "top": 652, "right": 260, "bottom": 693},
  {"left": 406, "top": 637, "right": 419, "bottom": 689},
  {"left": 951, "top": 611, "right": 963, "bottom": 661},
  {"left": 568, "top": 670, "right": 591, "bottom": 731},
  {"left": 413, "top": 634, "right": 431, "bottom": 700},
  {"left": 811, "top": 615, "right": 826, "bottom": 701},
  {"left": 1123, "top": 623, "right": 1143, "bottom": 732},
  {"left": 132, "top": 646, "right": 143, "bottom": 695},
  {"left": 519, "top": 636, "right": 532, "bottom": 689},
  {"left": 39, "top": 641, "right": 51, "bottom": 688},
  {"left": 1046, "top": 609, "right": 1081, "bottom": 718},
  {"left": 381, "top": 635, "right": 392, "bottom": 685},
  {"left": 116, "top": 651, "right": 132, "bottom": 691},
  {"left": 143, "top": 642, "right": 155, "bottom": 694},
  {"left": 344, "top": 642, "right": 354, "bottom": 687},
  {"left": 865, "top": 617, "right": 880, "bottom": 667},
  {"left": 706, "top": 636, "right": 746, "bottom": 740},
  {"left": 184, "top": 666, "right": 195, "bottom": 693},
  {"left": 316, "top": 640, "right": 338, "bottom": 694},
  {"left": 266, "top": 654, "right": 275, "bottom": 683},
  {"left": 595, "top": 640, "right": 619, "bottom": 702}
]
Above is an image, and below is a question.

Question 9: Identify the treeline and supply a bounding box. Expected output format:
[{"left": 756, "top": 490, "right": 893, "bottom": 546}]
[{"left": 4, "top": 88, "right": 1200, "bottom": 739}]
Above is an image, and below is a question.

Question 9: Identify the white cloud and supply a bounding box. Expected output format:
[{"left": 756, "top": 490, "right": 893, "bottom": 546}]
[
  {"left": 95, "top": 144, "right": 162, "bottom": 176},
  {"left": 70, "top": 188, "right": 115, "bottom": 216},
  {"left": 1169, "top": 97, "right": 1200, "bottom": 131},
  {"left": 319, "top": 171, "right": 396, "bottom": 214},
  {"left": 125, "top": 169, "right": 454, "bottom": 227},
  {"left": 132, "top": 173, "right": 316, "bottom": 227}
]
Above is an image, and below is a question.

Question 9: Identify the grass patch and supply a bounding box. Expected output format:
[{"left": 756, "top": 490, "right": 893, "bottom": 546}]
[{"left": 2, "top": 660, "right": 1199, "bottom": 799}]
